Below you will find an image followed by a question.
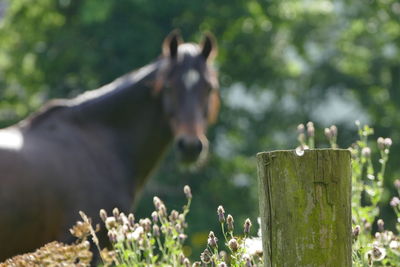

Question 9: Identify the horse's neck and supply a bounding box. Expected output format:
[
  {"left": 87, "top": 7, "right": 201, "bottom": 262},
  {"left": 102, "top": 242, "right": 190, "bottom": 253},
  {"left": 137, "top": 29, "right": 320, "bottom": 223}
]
[{"left": 68, "top": 61, "right": 173, "bottom": 192}]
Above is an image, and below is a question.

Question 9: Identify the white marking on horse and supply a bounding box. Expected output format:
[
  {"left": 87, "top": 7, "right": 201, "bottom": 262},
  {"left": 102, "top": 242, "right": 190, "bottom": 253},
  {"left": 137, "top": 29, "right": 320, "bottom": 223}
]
[
  {"left": 182, "top": 69, "right": 200, "bottom": 91},
  {"left": 0, "top": 130, "right": 23, "bottom": 150}
]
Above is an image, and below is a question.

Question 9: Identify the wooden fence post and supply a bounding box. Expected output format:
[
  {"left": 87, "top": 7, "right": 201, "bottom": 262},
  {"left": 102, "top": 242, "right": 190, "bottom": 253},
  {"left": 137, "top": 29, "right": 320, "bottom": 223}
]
[{"left": 257, "top": 149, "right": 352, "bottom": 267}]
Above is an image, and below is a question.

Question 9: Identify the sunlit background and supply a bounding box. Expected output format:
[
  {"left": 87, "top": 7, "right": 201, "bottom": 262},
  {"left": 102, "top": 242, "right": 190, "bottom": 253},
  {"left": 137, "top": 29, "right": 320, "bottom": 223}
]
[{"left": 1, "top": 0, "right": 399, "bottom": 258}]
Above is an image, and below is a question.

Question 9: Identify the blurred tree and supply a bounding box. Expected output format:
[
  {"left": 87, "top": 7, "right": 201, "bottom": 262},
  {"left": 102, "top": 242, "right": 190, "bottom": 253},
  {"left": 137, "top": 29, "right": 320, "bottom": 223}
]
[{"left": 1, "top": 0, "right": 399, "bottom": 258}]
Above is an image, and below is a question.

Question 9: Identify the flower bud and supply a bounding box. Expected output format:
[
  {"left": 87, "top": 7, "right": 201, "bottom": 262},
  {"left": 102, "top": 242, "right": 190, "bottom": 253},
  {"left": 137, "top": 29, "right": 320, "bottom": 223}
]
[
  {"left": 152, "top": 224, "right": 160, "bottom": 237},
  {"left": 390, "top": 197, "right": 400, "bottom": 207},
  {"left": 244, "top": 218, "right": 252, "bottom": 236},
  {"left": 151, "top": 211, "right": 158, "bottom": 223},
  {"left": 306, "top": 122, "right": 315, "bottom": 137},
  {"left": 226, "top": 214, "right": 234, "bottom": 232},
  {"left": 217, "top": 205, "right": 225, "bottom": 223},
  {"left": 297, "top": 124, "right": 305, "bottom": 134},
  {"left": 112, "top": 207, "right": 119, "bottom": 219},
  {"left": 207, "top": 231, "right": 218, "bottom": 248},
  {"left": 377, "top": 219, "right": 384, "bottom": 232},
  {"left": 99, "top": 209, "right": 107, "bottom": 222},
  {"left": 377, "top": 137, "right": 385, "bottom": 150},
  {"left": 361, "top": 147, "right": 371, "bottom": 158},
  {"left": 184, "top": 185, "right": 192, "bottom": 199}
]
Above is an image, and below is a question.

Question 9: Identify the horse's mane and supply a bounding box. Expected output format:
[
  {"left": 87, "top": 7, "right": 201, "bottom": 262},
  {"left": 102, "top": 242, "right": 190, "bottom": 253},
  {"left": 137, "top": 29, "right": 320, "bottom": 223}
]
[{"left": 23, "top": 100, "right": 71, "bottom": 127}]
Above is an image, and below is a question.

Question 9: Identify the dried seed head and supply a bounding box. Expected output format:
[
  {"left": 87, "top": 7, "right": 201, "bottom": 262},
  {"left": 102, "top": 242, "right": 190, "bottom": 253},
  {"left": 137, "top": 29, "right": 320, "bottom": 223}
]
[
  {"left": 217, "top": 205, "right": 225, "bottom": 223},
  {"left": 377, "top": 219, "right": 384, "bottom": 232},
  {"left": 151, "top": 211, "right": 158, "bottom": 223},
  {"left": 207, "top": 231, "right": 218, "bottom": 248},
  {"left": 228, "top": 238, "right": 239, "bottom": 252},
  {"left": 192, "top": 261, "right": 201, "bottom": 267},
  {"left": 200, "top": 249, "right": 212, "bottom": 264},
  {"left": 112, "top": 207, "right": 119, "bottom": 219},
  {"left": 99, "top": 209, "right": 107, "bottom": 222},
  {"left": 226, "top": 214, "right": 234, "bottom": 232},
  {"left": 244, "top": 218, "right": 252, "bottom": 236},
  {"left": 184, "top": 185, "right": 192, "bottom": 199}
]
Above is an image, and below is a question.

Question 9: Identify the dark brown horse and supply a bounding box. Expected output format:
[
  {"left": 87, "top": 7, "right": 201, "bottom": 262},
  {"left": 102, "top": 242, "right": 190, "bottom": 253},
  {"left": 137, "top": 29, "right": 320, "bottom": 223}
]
[{"left": 0, "top": 31, "right": 219, "bottom": 260}]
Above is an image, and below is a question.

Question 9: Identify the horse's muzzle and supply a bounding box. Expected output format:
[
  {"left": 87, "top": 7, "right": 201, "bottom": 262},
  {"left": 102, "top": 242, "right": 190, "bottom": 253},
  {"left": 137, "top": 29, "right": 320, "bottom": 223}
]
[{"left": 176, "top": 135, "right": 205, "bottom": 163}]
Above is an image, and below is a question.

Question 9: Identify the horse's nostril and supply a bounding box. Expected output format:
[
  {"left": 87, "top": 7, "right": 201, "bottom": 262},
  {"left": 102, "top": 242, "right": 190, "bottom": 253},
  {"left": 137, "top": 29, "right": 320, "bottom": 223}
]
[
  {"left": 177, "top": 138, "right": 185, "bottom": 151},
  {"left": 194, "top": 139, "right": 203, "bottom": 153}
]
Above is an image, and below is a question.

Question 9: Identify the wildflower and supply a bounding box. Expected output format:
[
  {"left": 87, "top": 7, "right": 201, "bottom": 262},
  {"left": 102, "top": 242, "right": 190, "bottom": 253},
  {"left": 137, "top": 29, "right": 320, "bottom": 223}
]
[
  {"left": 361, "top": 147, "right": 371, "bottom": 158},
  {"left": 139, "top": 218, "right": 152, "bottom": 233},
  {"left": 394, "top": 179, "right": 400, "bottom": 190},
  {"left": 183, "top": 258, "right": 191, "bottom": 267},
  {"left": 370, "top": 246, "right": 386, "bottom": 261},
  {"left": 148, "top": 211, "right": 158, "bottom": 223},
  {"left": 377, "top": 219, "right": 384, "bottom": 232},
  {"left": 243, "top": 254, "right": 253, "bottom": 267},
  {"left": 244, "top": 218, "right": 252, "bottom": 236},
  {"left": 200, "top": 249, "right": 212, "bottom": 264},
  {"left": 108, "top": 230, "right": 117, "bottom": 243},
  {"left": 384, "top": 138, "right": 392, "bottom": 148},
  {"left": 105, "top": 217, "right": 117, "bottom": 229},
  {"left": 306, "top": 121, "right": 315, "bottom": 137},
  {"left": 226, "top": 214, "right": 234, "bottom": 232},
  {"left": 390, "top": 197, "right": 400, "bottom": 207},
  {"left": 152, "top": 224, "right": 160, "bottom": 237},
  {"left": 330, "top": 125, "right": 337, "bottom": 137},
  {"left": 153, "top": 196, "right": 162, "bottom": 210},
  {"left": 112, "top": 207, "right": 119, "bottom": 219},
  {"left": 324, "top": 128, "right": 332, "bottom": 139},
  {"left": 228, "top": 238, "right": 239, "bottom": 252},
  {"left": 192, "top": 262, "right": 201, "bottom": 267},
  {"left": 178, "top": 233, "right": 187, "bottom": 244},
  {"left": 158, "top": 204, "right": 167, "bottom": 217},
  {"left": 377, "top": 137, "right": 385, "bottom": 150},
  {"left": 99, "top": 209, "right": 107, "bottom": 222},
  {"left": 297, "top": 124, "right": 305, "bottom": 134},
  {"left": 184, "top": 185, "right": 192, "bottom": 199},
  {"left": 207, "top": 231, "right": 218, "bottom": 248},
  {"left": 169, "top": 210, "right": 179, "bottom": 222},
  {"left": 128, "top": 213, "right": 135, "bottom": 227},
  {"left": 218, "top": 262, "right": 227, "bottom": 267},
  {"left": 244, "top": 237, "right": 263, "bottom": 257},
  {"left": 127, "top": 226, "right": 144, "bottom": 241},
  {"left": 217, "top": 205, "right": 225, "bottom": 223},
  {"left": 352, "top": 225, "right": 360, "bottom": 241}
]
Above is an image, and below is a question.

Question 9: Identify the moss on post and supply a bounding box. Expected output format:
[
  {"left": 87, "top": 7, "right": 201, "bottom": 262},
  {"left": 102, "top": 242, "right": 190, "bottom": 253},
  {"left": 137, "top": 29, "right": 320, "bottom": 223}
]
[{"left": 257, "top": 149, "right": 352, "bottom": 267}]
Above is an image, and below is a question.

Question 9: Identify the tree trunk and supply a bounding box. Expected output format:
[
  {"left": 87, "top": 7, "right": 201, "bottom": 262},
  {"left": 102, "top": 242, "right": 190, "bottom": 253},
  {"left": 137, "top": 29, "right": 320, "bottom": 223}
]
[{"left": 257, "top": 149, "right": 352, "bottom": 267}]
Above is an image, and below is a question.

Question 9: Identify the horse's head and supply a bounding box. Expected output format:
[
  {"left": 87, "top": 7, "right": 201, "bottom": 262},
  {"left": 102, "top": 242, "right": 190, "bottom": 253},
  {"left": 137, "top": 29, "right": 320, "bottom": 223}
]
[{"left": 156, "top": 31, "right": 219, "bottom": 164}]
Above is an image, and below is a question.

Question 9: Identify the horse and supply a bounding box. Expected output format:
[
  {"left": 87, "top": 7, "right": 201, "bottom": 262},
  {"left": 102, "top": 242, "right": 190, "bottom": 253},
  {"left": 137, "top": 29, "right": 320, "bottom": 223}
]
[{"left": 0, "top": 31, "right": 219, "bottom": 260}]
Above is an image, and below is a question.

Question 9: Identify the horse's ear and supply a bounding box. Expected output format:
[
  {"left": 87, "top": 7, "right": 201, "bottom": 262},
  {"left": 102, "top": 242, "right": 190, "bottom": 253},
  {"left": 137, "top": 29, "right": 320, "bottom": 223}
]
[
  {"left": 208, "top": 90, "right": 220, "bottom": 124},
  {"left": 201, "top": 32, "right": 217, "bottom": 61},
  {"left": 163, "top": 30, "right": 183, "bottom": 58}
]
